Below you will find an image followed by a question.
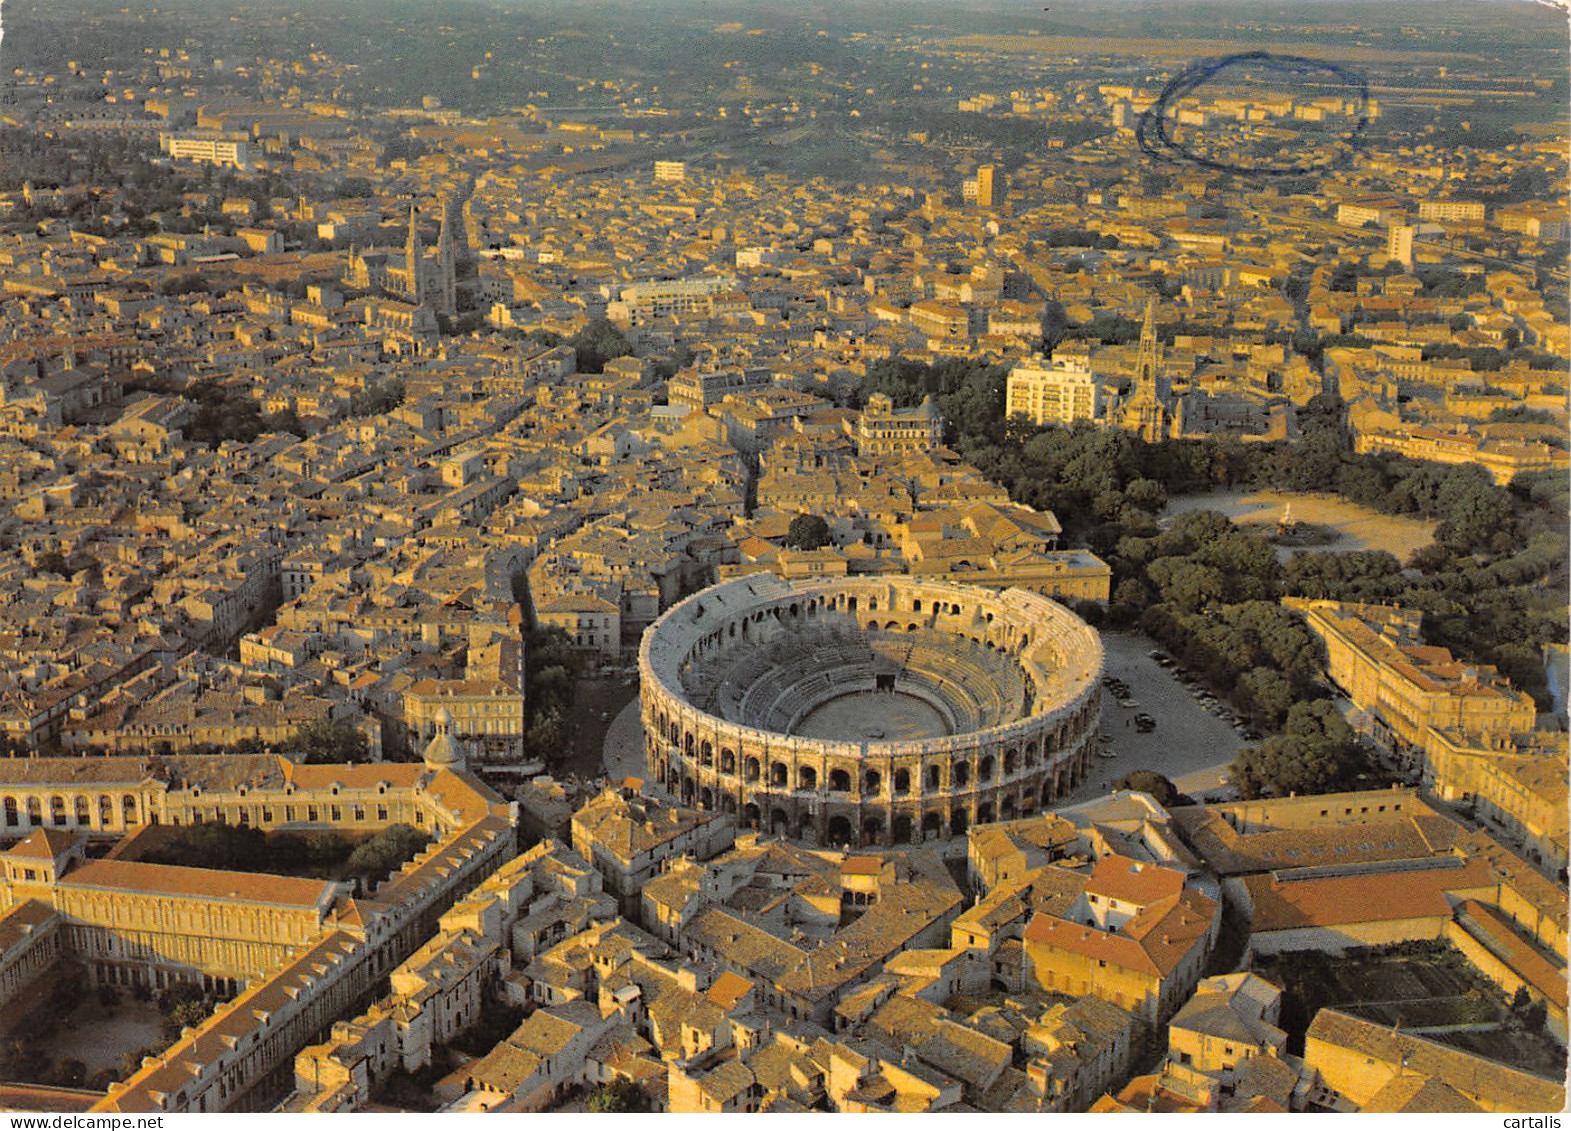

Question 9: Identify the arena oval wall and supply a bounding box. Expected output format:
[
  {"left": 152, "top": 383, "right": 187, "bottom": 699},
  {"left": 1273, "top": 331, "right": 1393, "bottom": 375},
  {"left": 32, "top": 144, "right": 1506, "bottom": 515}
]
[{"left": 638, "top": 574, "right": 1104, "bottom": 847}]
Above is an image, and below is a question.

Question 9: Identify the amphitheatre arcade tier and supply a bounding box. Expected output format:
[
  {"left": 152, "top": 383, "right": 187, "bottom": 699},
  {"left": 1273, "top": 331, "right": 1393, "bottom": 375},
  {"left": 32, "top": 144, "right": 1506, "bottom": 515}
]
[{"left": 638, "top": 576, "right": 1103, "bottom": 847}]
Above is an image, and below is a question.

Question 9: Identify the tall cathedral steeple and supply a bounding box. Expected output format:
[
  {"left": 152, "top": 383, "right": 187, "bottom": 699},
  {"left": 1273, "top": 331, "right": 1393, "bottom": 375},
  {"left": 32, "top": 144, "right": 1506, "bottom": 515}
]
[
  {"left": 1134, "top": 297, "right": 1159, "bottom": 390},
  {"left": 1123, "top": 297, "right": 1171, "bottom": 443}
]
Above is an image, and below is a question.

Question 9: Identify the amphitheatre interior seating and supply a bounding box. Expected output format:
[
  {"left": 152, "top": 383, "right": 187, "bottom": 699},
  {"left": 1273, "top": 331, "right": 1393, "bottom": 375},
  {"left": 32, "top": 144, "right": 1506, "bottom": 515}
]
[{"left": 677, "top": 617, "right": 1034, "bottom": 738}]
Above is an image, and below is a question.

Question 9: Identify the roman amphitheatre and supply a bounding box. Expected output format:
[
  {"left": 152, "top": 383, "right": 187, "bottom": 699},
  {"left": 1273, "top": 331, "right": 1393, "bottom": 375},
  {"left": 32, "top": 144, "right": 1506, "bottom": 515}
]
[{"left": 638, "top": 575, "right": 1104, "bottom": 848}]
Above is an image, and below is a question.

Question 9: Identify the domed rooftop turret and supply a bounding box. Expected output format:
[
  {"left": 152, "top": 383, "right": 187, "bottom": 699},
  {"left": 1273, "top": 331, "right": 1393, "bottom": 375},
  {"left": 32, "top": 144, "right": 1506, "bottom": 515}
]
[{"left": 422, "top": 707, "right": 466, "bottom": 770}]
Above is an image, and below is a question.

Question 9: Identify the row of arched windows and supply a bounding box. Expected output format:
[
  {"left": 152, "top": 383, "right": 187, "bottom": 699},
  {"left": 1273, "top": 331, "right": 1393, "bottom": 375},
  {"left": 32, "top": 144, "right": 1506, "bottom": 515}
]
[
  {"left": 657, "top": 714, "right": 1074, "bottom": 797},
  {"left": 2, "top": 793, "right": 139, "bottom": 829}
]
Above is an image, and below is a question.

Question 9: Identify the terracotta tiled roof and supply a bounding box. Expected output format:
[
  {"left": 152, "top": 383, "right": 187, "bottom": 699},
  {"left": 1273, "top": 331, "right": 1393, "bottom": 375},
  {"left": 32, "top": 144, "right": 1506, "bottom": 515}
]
[
  {"left": 704, "top": 970, "right": 754, "bottom": 1012},
  {"left": 1172, "top": 806, "right": 1466, "bottom": 877},
  {"left": 59, "top": 859, "right": 337, "bottom": 908},
  {"left": 6, "top": 828, "right": 81, "bottom": 860},
  {"left": 1453, "top": 830, "right": 1569, "bottom": 934},
  {"left": 571, "top": 791, "right": 721, "bottom": 865},
  {"left": 1105, "top": 1072, "right": 1204, "bottom": 1114},
  {"left": 1025, "top": 914, "right": 1160, "bottom": 978},
  {"left": 0, "top": 756, "right": 165, "bottom": 787},
  {"left": 1452, "top": 899, "right": 1568, "bottom": 1009},
  {"left": 840, "top": 855, "right": 882, "bottom": 877},
  {"left": 1024, "top": 887, "right": 1215, "bottom": 979},
  {"left": 1363, "top": 1075, "right": 1481, "bottom": 1113},
  {"left": 1243, "top": 857, "right": 1495, "bottom": 933},
  {"left": 283, "top": 761, "right": 424, "bottom": 791},
  {"left": 1307, "top": 1008, "right": 1565, "bottom": 1112},
  {"left": 0, "top": 899, "right": 58, "bottom": 951},
  {"left": 1085, "top": 854, "right": 1183, "bottom": 906}
]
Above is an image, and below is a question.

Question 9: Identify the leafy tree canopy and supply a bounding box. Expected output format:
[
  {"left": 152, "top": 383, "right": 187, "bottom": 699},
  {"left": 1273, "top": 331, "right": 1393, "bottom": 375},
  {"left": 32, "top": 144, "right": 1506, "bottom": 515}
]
[
  {"left": 586, "top": 1079, "right": 649, "bottom": 1113},
  {"left": 567, "top": 317, "right": 631, "bottom": 374},
  {"left": 345, "top": 823, "right": 430, "bottom": 887},
  {"left": 348, "top": 378, "right": 406, "bottom": 418},
  {"left": 784, "top": 513, "right": 831, "bottom": 550},
  {"left": 293, "top": 716, "right": 369, "bottom": 764},
  {"left": 1230, "top": 700, "right": 1363, "bottom": 799}
]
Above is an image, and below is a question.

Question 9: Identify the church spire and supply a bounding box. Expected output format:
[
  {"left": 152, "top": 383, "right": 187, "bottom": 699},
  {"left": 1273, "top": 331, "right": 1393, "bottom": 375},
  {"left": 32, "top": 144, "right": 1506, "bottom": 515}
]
[
  {"left": 1135, "top": 296, "right": 1159, "bottom": 390},
  {"left": 1123, "top": 296, "right": 1170, "bottom": 443}
]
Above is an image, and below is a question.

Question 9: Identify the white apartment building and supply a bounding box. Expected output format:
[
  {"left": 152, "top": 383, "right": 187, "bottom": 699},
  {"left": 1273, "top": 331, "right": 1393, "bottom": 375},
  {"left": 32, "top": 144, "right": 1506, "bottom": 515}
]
[
  {"left": 607, "top": 275, "right": 739, "bottom": 323},
  {"left": 160, "top": 132, "right": 251, "bottom": 169},
  {"left": 1006, "top": 355, "right": 1102, "bottom": 426}
]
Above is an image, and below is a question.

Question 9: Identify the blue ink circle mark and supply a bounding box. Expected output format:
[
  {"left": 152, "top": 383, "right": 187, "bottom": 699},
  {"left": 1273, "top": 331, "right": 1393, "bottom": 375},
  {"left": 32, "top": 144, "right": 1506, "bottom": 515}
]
[{"left": 1137, "top": 51, "right": 1370, "bottom": 176}]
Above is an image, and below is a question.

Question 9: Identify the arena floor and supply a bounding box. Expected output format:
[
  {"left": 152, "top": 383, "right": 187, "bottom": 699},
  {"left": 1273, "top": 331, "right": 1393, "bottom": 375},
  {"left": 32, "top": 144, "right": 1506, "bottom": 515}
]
[{"left": 789, "top": 689, "right": 954, "bottom": 742}]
